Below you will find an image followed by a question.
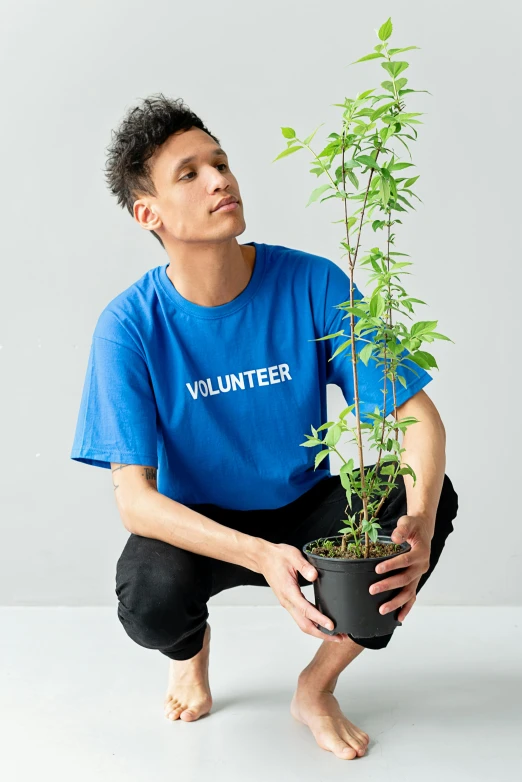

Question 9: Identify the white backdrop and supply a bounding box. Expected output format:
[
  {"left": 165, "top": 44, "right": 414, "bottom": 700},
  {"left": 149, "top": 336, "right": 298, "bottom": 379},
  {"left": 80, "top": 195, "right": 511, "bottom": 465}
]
[{"left": 1, "top": 0, "right": 519, "bottom": 607}]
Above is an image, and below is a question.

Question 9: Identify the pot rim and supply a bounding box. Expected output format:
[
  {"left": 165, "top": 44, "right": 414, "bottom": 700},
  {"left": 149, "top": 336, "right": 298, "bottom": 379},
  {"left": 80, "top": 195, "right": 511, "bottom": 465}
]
[{"left": 303, "top": 534, "right": 410, "bottom": 563}]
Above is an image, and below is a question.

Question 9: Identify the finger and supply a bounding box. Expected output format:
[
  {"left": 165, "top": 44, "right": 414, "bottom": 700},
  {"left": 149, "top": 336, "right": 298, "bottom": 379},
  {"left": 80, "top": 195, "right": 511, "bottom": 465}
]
[
  {"left": 298, "top": 560, "right": 319, "bottom": 582},
  {"left": 281, "top": 589, "right": 340, "bottom": 641},
  {"left": 375, "top": 550, "right": 413, "bottom": 575},
  {"left": 397, "top": 596, "right": 416, "bottom": 623},
  {"left": 391, "top": 515, "right": 423, "bottom": 545},
  {"left": 379, "top": 588, "right": 415, "bottom": 616},
  {"left": 370, "top": 569, "right": 419, "bottom": 595},
  {"left": 301, "top": 597, "right": 335, "bottom": 632},
  {"left": 286, "top": 581, "right": 335, "bottom": 632},
  {"left": 298, "top": 615, "right": 344, "bottom": 642}
]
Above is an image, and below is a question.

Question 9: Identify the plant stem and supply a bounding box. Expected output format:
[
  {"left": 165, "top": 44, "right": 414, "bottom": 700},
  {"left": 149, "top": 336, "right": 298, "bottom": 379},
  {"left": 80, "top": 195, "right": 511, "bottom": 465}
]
[{"left": 341, "top": 126, "right": 382, "bottom": 557}]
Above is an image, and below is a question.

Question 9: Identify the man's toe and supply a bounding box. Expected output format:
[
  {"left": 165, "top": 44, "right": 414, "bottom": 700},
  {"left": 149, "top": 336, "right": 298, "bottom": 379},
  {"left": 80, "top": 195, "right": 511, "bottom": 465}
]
[{"left": 334, "top": 742, "right": 357, "bottom": 759}]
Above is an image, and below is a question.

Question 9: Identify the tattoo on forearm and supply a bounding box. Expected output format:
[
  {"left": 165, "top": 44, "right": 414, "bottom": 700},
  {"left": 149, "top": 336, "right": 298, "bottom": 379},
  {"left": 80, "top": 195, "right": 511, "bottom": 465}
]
[
  {"left": 143, "top": 467, "right": 158, "bottom": 487},
  {"left": 111, "top": 464, "right": 157, "bottom": 492},
  {"left": 111, "top": 463, "right": 129, "bottom": 491}
]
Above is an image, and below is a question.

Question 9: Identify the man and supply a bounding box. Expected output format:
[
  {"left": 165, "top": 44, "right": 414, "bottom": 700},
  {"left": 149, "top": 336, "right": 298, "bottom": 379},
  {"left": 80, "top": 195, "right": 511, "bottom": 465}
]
[{"left": 71, "top": 94, "right": 458, "bottom": 761}]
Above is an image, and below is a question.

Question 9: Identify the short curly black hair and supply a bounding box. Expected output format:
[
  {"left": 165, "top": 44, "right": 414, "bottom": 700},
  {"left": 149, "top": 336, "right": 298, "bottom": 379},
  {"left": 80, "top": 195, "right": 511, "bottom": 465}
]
[{"left": 104, "top": 93, "right": 220, "bottom": 249}]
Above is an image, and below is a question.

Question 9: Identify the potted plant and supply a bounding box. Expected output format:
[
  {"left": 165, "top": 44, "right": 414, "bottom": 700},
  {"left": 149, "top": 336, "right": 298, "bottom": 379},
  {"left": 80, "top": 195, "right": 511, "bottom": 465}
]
[{"left": 273, "top": 17, "right": 452, "bottom": 639}]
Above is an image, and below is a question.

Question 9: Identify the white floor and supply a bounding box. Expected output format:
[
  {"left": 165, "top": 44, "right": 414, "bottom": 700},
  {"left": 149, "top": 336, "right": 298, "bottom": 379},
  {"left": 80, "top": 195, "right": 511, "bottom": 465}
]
[{"left": 2, "top": 605, "right": 521, "bottom": 782}]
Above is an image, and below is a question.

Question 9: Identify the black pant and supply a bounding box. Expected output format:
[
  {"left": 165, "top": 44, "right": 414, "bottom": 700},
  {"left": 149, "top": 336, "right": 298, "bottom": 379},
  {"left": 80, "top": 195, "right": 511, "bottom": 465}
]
[{"left": 115, "top": 466, "right": 459, "bottom": 660}]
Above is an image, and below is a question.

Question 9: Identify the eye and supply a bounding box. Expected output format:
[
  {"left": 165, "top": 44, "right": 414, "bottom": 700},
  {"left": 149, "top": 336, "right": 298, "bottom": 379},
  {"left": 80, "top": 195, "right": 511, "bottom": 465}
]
[{"left": 181, "top": 163, "right": 228, "bottom": 181}]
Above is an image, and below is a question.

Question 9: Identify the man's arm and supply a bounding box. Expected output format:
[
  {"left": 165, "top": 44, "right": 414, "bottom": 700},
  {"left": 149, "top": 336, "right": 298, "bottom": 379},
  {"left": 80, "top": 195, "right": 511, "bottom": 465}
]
[
  {"left": 110, "top": 463, "right": 270, "bottom": 573},
  {"left": 393, "top": 388, "right": 446, "bottom": 538},
  {"left": 111, "top": 463, "right": 347, "bottom": 644}
]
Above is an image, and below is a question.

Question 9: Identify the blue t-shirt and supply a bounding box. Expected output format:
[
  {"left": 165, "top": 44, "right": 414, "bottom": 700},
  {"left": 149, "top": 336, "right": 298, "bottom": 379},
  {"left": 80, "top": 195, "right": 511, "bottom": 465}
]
[{"left": 70, "top": 241, "right": 432, "bottom": 510}]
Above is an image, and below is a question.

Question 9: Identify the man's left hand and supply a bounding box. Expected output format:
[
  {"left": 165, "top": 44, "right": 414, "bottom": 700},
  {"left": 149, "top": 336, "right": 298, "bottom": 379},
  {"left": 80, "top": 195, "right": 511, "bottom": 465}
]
[{"left": 369, "top": 514, "right": 433, "bottom": 623}]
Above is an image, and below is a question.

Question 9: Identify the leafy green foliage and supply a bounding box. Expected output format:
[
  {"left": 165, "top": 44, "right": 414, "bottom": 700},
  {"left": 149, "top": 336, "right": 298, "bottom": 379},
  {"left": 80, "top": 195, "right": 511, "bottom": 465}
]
[{"left": 275, "top": 18, "right": 452, "bottom": 555}]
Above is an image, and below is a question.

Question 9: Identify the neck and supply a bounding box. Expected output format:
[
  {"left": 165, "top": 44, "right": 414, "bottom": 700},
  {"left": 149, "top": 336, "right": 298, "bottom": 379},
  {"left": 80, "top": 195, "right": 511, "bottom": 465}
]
[{"left": 165, "top": 240, "right": 255, "bottom": 307}]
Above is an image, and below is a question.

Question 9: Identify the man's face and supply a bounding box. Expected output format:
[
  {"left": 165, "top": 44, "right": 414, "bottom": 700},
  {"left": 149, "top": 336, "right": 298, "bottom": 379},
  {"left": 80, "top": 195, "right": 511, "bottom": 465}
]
[{"left": 138, "top": 126, "right": 246, "bottom": 244}]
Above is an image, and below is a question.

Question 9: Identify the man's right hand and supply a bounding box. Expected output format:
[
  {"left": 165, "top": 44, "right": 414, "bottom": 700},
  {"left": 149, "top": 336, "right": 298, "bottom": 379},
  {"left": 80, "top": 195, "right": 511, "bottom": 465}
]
[{"left": 257, "top": 542, "right": 349, "bottom": 644}]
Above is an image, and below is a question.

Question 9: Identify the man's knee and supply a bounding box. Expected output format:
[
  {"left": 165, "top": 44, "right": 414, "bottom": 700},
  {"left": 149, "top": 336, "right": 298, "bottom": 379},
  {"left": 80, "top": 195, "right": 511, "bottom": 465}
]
[{"left": 115, "top": 542, "right": 209, "bottom": 649}]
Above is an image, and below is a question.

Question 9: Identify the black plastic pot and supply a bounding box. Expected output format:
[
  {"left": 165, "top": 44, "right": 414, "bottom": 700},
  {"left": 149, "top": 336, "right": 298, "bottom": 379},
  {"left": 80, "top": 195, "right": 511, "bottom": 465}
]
[{"left": 303, "top": 534, "right": 411, "bottom": 638}]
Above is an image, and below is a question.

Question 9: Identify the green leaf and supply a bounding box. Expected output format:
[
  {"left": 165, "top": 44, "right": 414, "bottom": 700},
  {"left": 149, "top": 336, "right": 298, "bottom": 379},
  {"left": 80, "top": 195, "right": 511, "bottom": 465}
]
[
  {"left": 352, "top": 52, "right": 385, "bottom": 64},
  {"left": 359, "top": 343, "right": 374, "bottom": 366},
  {"left": 316, "top": 421, "right": 335, "bottom": 431},
  {"left": 397, "top": 194, "right": 415, "bottom": 209},
  {"left": 409, "top": 350, "right": 438, "bottom": 369},
  {"left": 281, "top": 127, "right": 296, "bottom": 139},
  {"left": 356, "top": 88, "right": 377, "bottom": 99},
  {"left": 342, "top": 158, "right": 362, "bottom": 169},
  {"left": 381, "top": 61, "right": 409, "bottom": 79},
  {"left": 381, "top": 453, "right": 399, "bottom": 462},
  {"left": 380, "top": 177, "right": 391, "bottom": 206},
  {"left": 381, "top": 124, "right": 395, "bottom": 143},
  {"left": 395, "top": 112, "right": 423, "bottom": 121},
  {"left": 343, "top": 305, "right": 366, "bottom": 317},
  {"left": 369, "top": 292, "right": 385, "bottom": 317},
  {"left": 353, "top": 123, "right": 368, "bottom": 137},
  {"left": 272, "top": 145, "right": 303, "bottom": 162},
  {"left": 411, "top": 320, "right": 438, "bottom": 337},
  {"left": 430, "top": 332, "right": 452, "bottom": 341},
  {"left": 388, "top": 46, "right": 420, "bottom": 56},
  {"left": 380, "top": 464, "right": 396, "bottom": 475},
  {"left": 340, "top": 470, "right": 352, "bottom": 494},
  {"left": 404, "top": 175, "right": 420, "bottom": 187},
  {"left": 340, "top": 458, "right": 355, "bottom": 476},
  {"left": 378, "top": 18, "right": 393, "bottom": 41},
  {"left": 306, "top": 184, "right": 332, "bottom": 207},
  {"left": 355, "top": 154, "right": 381, "bottom": 170},
  {"left": 370, "top": 102, "right": 395, "bottom": 121},
  {"left": 331, "top": 338, "right": 352, "bottom": 360},
  {"left": 389, "top": 162, "right": 414, "bottom": 171},
  {"left": 314, "top": 330, "right": 345, "bottom": 342},
  {"left": 302, "top": 123, "right": 325, "bottom": 146},
  {"left": 325, "top": 423, "right": 342, "bottom": 447},
  {"left": 314, "top": 450, "right": 330, "bottom": 469},
  {"left": 346, "top": 168, "right": 359, "bottom": 189}
]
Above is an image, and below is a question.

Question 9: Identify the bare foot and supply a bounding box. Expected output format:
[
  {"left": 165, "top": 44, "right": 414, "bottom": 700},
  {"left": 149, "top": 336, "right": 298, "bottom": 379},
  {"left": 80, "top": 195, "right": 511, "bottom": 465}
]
[
  {"left": 164, "top": 622, "right": 213, "bottom": 722},
  {"left": 290, "top": 674, "right": 370, "bottom": 760}
]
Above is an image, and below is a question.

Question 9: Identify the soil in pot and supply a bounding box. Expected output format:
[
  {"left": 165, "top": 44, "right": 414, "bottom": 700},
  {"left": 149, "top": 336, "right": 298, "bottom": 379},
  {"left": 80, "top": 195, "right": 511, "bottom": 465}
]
[{"left": 308, "top": 539, "right": 402, "bottom": 559}]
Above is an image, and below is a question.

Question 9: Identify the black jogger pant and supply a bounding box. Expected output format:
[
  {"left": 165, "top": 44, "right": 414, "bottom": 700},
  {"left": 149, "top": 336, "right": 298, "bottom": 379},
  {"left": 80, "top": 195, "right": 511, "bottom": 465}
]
[{"left": 115, "top": 465, "right": 459, "bottom": 660}]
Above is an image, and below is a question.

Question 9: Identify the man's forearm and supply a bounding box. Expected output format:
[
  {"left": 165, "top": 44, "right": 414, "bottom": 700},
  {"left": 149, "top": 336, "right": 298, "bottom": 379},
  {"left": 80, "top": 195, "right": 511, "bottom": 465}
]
[
  {"left": 124, "top": 490, "right": 272, "bottom": 574},
  {"left": 398, "top": 401, "right": 446, "bottom": 538}
]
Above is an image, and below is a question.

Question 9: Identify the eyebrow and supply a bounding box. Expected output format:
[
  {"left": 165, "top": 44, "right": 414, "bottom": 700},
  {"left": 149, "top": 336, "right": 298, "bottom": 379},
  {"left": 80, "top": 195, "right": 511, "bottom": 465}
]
[{"left": 171, "top": 148, "right": 228, "bottom": 176}]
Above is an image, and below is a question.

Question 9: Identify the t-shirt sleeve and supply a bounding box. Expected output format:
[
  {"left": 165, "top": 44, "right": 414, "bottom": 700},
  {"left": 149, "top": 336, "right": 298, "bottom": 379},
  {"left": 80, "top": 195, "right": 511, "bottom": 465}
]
[
  {"left": 323, "top": 259, "right": 433, "bottom": 422},
  {"left": 70, "top": 312, "right": 158, "bottom": 470}
]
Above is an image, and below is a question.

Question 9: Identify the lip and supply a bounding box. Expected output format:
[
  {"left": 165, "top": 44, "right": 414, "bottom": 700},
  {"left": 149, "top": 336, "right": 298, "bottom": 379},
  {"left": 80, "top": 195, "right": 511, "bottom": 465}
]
[
  {"left": 212, "top": 196, "right": 239, "bottom": 212},
  {"left": 213, "top": 200, "right": 239, "bottom": 213}
]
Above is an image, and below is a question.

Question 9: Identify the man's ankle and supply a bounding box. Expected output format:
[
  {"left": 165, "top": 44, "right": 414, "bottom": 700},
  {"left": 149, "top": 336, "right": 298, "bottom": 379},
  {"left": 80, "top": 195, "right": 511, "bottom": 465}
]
[{"left": 298, "top": 667, "right": 338, "bottom": 693}]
